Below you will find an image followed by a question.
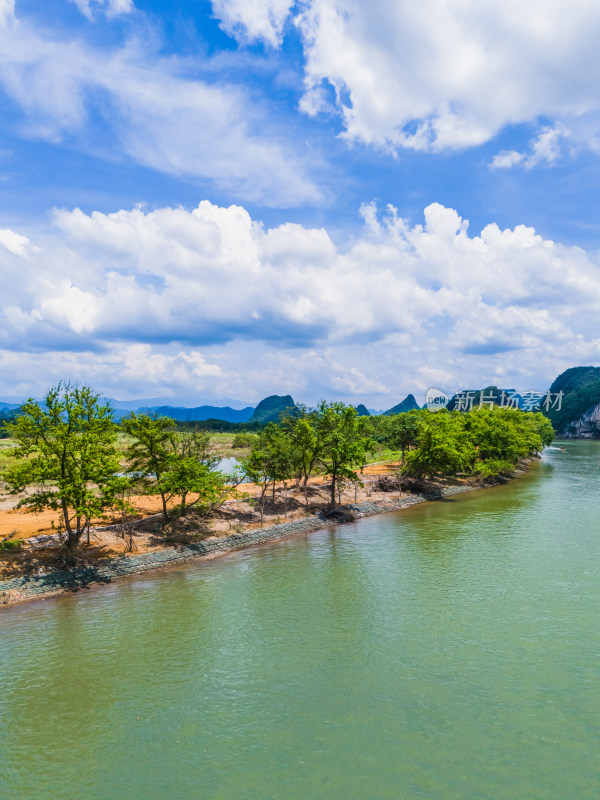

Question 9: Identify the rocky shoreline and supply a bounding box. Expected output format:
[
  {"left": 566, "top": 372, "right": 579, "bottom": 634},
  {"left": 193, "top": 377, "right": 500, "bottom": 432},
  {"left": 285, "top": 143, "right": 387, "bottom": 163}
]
[{"left": 0, "top": 484, "right": 479, "bottom": 608}]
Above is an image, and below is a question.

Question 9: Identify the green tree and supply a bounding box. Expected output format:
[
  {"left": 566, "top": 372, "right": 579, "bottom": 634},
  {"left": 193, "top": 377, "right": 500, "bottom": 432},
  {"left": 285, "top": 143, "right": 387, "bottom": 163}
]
[
  {"left": 121, "top": 413, "right": 175, "bottom": 520},
  {"left": 463, "top": 407, "right": 553, "bottom": 478},
  {"left": 241, "top": 423, "right": 294, "bottom": 523},
  {"left": 5, "top": 383, "right": 123, "bottom": 563},
  {"left": 168, "top": 426, "right": 218, "bottom": 469},
  {"left": 523, "top": 411, "right": 555, "bottom": 448},
  {"left": 156, "top": 458, "right": 226, "bottom": 517},
  {"left": 316, "top": 402, "right": 372, "bottom": 508},
  {"left": 403, "top": 411, "right": 475, "bottom": 479},
  {"left": 122, "top": 416, "right": 220, "bottom": 521},
  {"left": 283, "top": 405, "right": 324, "bottom": 505},
  {"left": 384, "top": 410, "right": 423, "bottom": 462},
  {"left": 404, "top": 407, "right": 554, "bottom": 481}
]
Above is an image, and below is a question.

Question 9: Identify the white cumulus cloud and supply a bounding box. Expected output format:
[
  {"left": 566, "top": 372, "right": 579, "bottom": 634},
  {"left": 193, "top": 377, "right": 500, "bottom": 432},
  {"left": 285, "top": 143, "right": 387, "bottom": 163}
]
[
  {"left": 294, "top": 0, "right": 600, "bottom": 152},
  {"left": 0, "top": 228, "right": 37, "bottom": 257},
  {"left": 211, "top": 0, "right": 294, "bottom": 46},
  {"left": 71, "top": 0, "right": 135, "bottom": 21},
  {"left": 491, "top": 124, "right": 570, "bottom": 170},
  {"left": 490, "top": 150, "right": 525, "bottom": 170},
  {"left": 0, "top": 2, "right": 318, "bottom": 206},
  {"left": 208, "top": 0, "right": 600, "bottom": 155},
  {"left": 1, "top": 199, "right": 600, "bottom": 403},
  {"left": 0, "top": 0, "right": 13, "bottom": 25}
]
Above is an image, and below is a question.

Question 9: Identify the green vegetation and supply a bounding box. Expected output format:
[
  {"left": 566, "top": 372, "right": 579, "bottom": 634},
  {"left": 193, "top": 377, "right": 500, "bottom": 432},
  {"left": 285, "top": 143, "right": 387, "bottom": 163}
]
[
  {"left": 378, "top": 411, "right": 423, "bottom": 462},
  {"left": 121, "top": 413, "right": 176, "bottom": 520},
  {"left": 0, "top": 439, "right": 18, "bottom": 471},
  {"left": 155, "top": 457, "right": 226, "bottom": 518},
  {"left": 122, "top": 414, "right": 226, "bottom": 520},
  {"left": 403, "top": 411, "right": 475, "bottom": 478},
  {"left": 1, "top": 385, "right": 233, "bottom": 559},
  {"left": 239, "top": 403, "right": 551, "bottom": 513},
  {"left": 314, "top": 402, "right": 373, "bottom": 507},
  {"left": 399, "top": 407, "right": 554, "bottom": 479},
  {"left": 382, "top": 394, "right": 420, "bottom": 415},
  {"left": 4, "top": 383, "right": 125, "bottom": 562},
  {"left": 0, "top": 406, "right": 19, "bottom": 439},
  {"left": 241, "top": 423, "right": 295, "bottom": 522},
  {"left": 282, "top": 405, "right": 324, "bottom": 504},
  {"left": 241, "top": 401, "right": 373, "bottom": 515},
  {"left": 0, "top": 382, "right": 554, "bottom": 558},
  {"left": 177, "top": 418, "right": 264, "bottom": 433},
  {"left": 0, "top": 538, "right": 22, "bottom": 552},
  {"left": 232, "top": 432, "right": 258, "bottom": 449},
  {"left": 544, "top": 366, "right": 600, "bottom": 435},
  {"left": 249, "top": 394, "right": 297, "bottom": 424}
]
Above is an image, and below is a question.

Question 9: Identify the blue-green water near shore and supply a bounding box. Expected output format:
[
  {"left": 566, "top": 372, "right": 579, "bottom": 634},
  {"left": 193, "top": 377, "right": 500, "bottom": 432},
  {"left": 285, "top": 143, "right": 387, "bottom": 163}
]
[{"left": 1, "top": 442, "right": 599, "bottom": 799}]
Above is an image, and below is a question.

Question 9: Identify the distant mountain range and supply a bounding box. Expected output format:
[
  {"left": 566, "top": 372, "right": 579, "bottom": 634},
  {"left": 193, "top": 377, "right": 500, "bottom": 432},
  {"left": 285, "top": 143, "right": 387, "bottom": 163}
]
[
  {"left": 107, "top": 394, "right": 297, "bottom": 425},
  {"left": 108, "top": 394, "right": 418, "bottom": 423},
  {"left": 382, "top": 394, "right": 420, "bottom": 415},
  {"left": 116, "top": 404, "right": 255, "bottom": 423},
  {"left": 3, "top": 369, "right": 600, "bottom": 436},
  {"left": 0, "top": 402, "right": 19, "bottom": 423},
  {"left": 0, "top": 392, "right": 427, "bottom": 424},
  {"left": 249, "top": 395, "right": 297, "bottom": 424}
]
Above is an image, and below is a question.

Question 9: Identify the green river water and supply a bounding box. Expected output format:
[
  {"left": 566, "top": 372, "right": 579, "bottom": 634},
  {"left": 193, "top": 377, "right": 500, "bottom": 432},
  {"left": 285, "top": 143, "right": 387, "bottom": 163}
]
[{"left": 0, "top": 441, "right": 599, "bottom": 799}]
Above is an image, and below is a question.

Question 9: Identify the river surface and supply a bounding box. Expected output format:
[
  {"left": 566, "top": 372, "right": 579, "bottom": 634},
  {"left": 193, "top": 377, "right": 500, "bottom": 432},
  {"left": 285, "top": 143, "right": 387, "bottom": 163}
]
[{"left": 1, "top": 442, "right": 599, "bottom": 799}]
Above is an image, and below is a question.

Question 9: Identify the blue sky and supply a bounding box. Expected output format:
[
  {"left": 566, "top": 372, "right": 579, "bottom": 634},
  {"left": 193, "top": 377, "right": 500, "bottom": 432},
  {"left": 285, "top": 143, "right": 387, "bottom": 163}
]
[{"left": 1, "top": 0, "right": 600, "bottom": 407}]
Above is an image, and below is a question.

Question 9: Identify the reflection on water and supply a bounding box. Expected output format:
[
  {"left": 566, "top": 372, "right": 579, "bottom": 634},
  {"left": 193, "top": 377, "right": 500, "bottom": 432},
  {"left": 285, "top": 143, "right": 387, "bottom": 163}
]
[
  {"left": 0, "top": 442, "right": 599, "bottom": 799},
  {"left": 215, "top": 456, "right": 240, "bottom": 474}
]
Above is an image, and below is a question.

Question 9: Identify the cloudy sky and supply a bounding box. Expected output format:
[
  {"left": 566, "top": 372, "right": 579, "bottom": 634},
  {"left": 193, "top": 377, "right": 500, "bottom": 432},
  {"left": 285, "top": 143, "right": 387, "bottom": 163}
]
[{"left": 1, "top": 0, "right": 600, "bottom": 408}]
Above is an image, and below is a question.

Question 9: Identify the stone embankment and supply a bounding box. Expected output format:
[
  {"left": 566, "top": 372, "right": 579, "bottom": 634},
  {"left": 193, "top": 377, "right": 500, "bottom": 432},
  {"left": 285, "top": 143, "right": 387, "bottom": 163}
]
[{"left": 0, "top": 485, "right": 474, "bottom": 608}]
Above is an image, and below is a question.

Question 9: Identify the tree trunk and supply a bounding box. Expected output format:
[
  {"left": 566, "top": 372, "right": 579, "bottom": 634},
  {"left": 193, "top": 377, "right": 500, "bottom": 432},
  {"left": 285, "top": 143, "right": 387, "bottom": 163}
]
[
  {"left": 260, "top": 485, "right": 266, "bottom": 525},
  {"left": 62, "top": 504, "right": 77, "bottom": 565},
  {"left": 161, "top": 493, "right": 169, "bottom": 521},
  {"left": 61, "top": 501, "right": 71, "bottom": 541},
  {"left": 63, "top": 538, "right": 77, "bottom": 566}
]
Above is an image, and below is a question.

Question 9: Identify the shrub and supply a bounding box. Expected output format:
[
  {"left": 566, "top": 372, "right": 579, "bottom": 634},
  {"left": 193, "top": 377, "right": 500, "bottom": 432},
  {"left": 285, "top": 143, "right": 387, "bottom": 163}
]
[
  {"left": 0, "top": 538, "right": 23, "bottom": 552},
  {"left": 232, "top": 433, "right": 257, "bottom": 449}
]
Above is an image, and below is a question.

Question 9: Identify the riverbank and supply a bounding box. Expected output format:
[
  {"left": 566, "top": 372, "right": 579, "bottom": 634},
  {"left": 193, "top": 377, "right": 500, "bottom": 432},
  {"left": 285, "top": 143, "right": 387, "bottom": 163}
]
[{"left": 0, "top": 467, "right": 530, "bottom": 608}]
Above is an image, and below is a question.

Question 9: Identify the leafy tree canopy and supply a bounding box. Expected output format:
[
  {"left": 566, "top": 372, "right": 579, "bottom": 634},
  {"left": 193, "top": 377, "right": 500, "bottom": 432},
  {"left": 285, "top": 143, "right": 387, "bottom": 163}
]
[{"left": 5, "top": 383, "right": 123, "bottom": 560}]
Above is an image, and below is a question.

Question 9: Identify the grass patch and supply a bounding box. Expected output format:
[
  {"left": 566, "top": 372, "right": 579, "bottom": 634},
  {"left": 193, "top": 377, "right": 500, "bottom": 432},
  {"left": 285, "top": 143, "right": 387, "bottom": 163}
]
[
  {"left": 0, "top": 439, "right": 17, "bottom": 475},
  {"left": 364, "top": 448, "right": 402, "bottom": 465},
  {"left": 0, "top": 538, "right": 22, "bottom": 552}
]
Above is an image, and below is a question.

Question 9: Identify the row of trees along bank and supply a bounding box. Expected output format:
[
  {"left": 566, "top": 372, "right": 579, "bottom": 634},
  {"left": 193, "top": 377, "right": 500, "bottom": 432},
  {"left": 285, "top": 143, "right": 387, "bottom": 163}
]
[{"left": 2, "top": 383, "right": 554, "bottom": 562}]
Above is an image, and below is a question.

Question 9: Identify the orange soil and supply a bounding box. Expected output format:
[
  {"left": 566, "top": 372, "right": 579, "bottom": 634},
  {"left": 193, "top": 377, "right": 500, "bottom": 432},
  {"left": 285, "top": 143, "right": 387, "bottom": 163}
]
[{"left": 0, "top": 461, "right": 399, "bottom": 541}]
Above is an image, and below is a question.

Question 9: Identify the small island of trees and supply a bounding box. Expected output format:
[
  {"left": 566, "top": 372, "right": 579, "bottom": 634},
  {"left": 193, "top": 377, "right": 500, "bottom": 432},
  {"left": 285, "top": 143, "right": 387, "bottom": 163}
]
[{"left": 0, "top": 382, "right": 554, "bottom": 566}]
